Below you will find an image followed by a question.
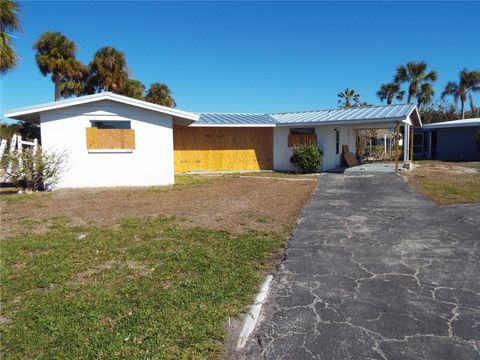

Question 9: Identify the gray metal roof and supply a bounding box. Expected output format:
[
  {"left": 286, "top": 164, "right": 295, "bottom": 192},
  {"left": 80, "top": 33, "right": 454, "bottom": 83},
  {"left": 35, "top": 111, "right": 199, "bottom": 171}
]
[
  {"left": 197, "top": 104, "right": 419, "bottom": 126},
  {"left": 270, "top": 104, "right": 417, "bottom": 124},
  {"left": 196, "top": 113, "right": 276, "bottom": 125}
]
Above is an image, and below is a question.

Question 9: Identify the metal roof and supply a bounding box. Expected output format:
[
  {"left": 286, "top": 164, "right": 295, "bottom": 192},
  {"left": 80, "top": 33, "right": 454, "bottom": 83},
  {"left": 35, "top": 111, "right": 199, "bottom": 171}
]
[
  {"left": 196, "top": 113, "right": 276, "bottom": 126},
  {"left": 196, "top": 104, "right": 420, "bottom": 127},
  {"left": 422, "top": 118, "right": 480, "bottom": 129},
  {"left": 270, "top": 104, "right": 417, "bottom": 124}
]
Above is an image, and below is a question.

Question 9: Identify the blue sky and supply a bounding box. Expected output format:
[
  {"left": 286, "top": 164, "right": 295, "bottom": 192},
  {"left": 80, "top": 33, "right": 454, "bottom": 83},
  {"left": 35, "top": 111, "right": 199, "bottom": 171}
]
[{"left": 2, "top": 1, "right": 479, "bottom": 122}]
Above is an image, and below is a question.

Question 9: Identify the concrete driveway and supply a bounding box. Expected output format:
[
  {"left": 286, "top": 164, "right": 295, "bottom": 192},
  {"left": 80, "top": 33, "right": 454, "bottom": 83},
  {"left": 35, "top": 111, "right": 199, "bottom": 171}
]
[{"left": 245, "top": 173, "right": 480, "bottom": 360}]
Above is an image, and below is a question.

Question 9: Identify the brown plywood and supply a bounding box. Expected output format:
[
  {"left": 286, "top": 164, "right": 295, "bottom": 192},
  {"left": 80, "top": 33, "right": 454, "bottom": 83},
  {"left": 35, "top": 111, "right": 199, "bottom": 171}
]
[
  {"left": 288, "top": 134, "right": 317, "bottom": 147},
  {"left": 173, "top": 126, "right": 273, "bottom": 172},
  {"left": 86, "top": 128, "right": 135, "bottom": 150}
]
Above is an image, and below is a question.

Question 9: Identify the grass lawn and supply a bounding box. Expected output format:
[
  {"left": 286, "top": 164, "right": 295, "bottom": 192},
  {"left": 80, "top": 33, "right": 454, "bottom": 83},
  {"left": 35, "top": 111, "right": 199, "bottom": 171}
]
[
  {"left": 0, "top": 174, "right": 317, "bottom": 359},
  {"left": 404, "top": 161, "right": 480, "bottom": 205}
]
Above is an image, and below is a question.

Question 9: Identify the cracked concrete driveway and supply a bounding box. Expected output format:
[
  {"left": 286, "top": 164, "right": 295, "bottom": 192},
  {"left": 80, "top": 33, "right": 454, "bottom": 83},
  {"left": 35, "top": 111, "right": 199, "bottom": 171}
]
[{"left": 244, "top": 173, "right": 480, "bottom": 360}]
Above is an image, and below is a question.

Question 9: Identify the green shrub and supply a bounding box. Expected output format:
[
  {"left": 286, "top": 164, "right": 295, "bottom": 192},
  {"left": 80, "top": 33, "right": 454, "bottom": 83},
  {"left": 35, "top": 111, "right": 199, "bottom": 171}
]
[
  {"left": 290, "top": 143, "right": 323, "bottom": 173},
  {"left": 1, "top": 147, "right": 67, "bottom": 191}
]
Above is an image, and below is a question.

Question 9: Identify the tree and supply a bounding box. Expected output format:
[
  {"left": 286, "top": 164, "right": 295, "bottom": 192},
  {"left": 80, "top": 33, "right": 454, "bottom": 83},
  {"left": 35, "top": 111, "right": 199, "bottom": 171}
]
[
  {"left": 145, "top": 82, "right": 176, "bottom": 107},
  {"left": 417, "top": 83, "right": 434, "bottom": 108},
  {"left": 119, "top": 79, "right": 145, "bottom": 100},
  {"left": 442, "top": 69, "right": 480, "bottom": 119},
  {"left": 337, "top": 88, "right": 360, "bottom": 108},
  {"left": 376, "top": 83, "right": 404, "bottom": 105},
  {"left": 419, "top": 101, "right": 459, "bottom": 124},
  {"left": 0, "top": 0, "right": 21, "bottom": 74},
  {"left": 394, "top": 61, "right": 438, "bottom": 104},
  {"left": 33, "top": 32, "right": 84, "bottom": 101},
  {"left": 87, "top": 46, "right": 128, "bottom": 93}
]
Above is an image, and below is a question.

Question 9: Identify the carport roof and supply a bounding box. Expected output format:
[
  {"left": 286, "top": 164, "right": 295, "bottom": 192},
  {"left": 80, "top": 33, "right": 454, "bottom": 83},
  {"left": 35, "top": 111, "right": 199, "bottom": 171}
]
[{"left": 196, "top": 104, "right": 421, "bottom": 127}]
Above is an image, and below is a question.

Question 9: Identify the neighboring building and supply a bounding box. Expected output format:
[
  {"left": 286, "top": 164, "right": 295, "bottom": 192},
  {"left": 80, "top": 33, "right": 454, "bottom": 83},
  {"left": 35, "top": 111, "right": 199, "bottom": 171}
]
[
  {"left": 413, "top": 118, "right": 480, "bottom": 161},
  {"left": 4, "top": 93, "right": 421, "bottom": 188}
]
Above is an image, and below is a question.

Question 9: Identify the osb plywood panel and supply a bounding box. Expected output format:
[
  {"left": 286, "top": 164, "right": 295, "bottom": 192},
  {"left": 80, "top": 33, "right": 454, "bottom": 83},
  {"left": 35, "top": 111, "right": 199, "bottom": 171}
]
[
  {"left": 287, "top": 134, "right": 317, "bottom": 147},
  {"left": 86, "top": 128, "right": 135, "bottom": 150},
  {"left": 173, "top": 126, "right": 273, "bottom": 172}
]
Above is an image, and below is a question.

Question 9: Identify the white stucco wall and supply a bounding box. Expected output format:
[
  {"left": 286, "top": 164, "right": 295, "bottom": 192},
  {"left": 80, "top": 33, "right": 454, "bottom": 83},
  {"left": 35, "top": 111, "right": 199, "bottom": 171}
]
[
  {"left": 273, "top": 125, "right": 357, "bottom": 172},
  {"left": 40, "top": 100, "right": 174, "bottom": 188}
]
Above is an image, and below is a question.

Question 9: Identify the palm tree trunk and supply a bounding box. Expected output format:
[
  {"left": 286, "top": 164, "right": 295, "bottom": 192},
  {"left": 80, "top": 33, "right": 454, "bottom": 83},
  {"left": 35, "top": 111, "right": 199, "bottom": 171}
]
[
  {"left": 469, "top": 93, "right": 476, "bottom": 117},
  {"left": 387, "top": 96, "right": 392, "bottom": 105},
  {"left": 54, "top": 80, "right": 61, "bottom": 101},
  {"left": 461, "top": 100, "right": 465, "bottom": 119}
]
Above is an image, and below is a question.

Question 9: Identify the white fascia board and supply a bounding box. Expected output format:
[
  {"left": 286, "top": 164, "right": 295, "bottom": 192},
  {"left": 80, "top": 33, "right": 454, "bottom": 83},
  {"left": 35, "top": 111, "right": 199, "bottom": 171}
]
[
  {"left": 4, "top": 92, "right": 199, "bottom": 122},
  {"left": 189, "top": 123, "right": 276, "bottom": 127},
  {"left": 423, "top": 119, "right": 480, "bottom": 129}
]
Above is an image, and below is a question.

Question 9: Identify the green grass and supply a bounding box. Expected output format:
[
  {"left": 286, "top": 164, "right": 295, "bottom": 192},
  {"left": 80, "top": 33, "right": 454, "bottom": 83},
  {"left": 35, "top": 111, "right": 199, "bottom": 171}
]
[
  {"left": 419, "top": 180, "right": 480, "bottom": 204},
  {"left": 0, "top": 217, "right": 284, "bottom": 359}
]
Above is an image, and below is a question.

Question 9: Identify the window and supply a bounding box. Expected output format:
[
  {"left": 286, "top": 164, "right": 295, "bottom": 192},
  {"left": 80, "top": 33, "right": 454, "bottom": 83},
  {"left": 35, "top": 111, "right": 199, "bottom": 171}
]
[
  {"left": 290, "top": 128, "right": 315, "bottom": 135},
  {"left": 91, "top": 121, "right": 131, "bottom": 129},
  {"left": 335, "top": 129, "right": 340, "bottom": 154}
]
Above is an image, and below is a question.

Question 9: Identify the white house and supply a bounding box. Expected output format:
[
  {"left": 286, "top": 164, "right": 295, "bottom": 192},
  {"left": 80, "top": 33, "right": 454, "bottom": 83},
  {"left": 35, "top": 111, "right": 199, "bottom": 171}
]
[{"left": 4, "top": 93, "right": 421, "bottom": 188}]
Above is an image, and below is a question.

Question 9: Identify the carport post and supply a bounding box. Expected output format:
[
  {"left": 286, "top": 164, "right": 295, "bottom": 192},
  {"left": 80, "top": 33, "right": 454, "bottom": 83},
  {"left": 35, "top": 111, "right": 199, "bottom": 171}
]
[
  {"left": 395, "top": 122, "right": 400, "bottom": 173},
  {"left": 410, "top": 126, "right": 414, "bottom": 161}
]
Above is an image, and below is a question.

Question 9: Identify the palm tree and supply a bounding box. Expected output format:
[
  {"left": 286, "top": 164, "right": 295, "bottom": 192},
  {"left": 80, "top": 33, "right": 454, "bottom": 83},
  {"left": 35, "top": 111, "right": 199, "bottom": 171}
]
[
  {"left": 0, "top": 0, "right": 21, "bottom": 74},
  {"left": 88, "top": 46, "right": 128, "bottom": 93},
  {"left": 119, "top": 79, "right": 145, "bottom": 100},
  {"left": 145, "top": 82, "right": 176, "bottom": 107},
  {"left": 416, "top": 83, "right": 434, "bottom": 108},
  {"left": 442, "top": 69, "right": 480, "bottom": 119},
  {"left": 394, "top": 61, "right": 438, "bottom": 104},
  {"left": 465, "top": 70, "right": 480, "bottom": 117},
  {"left": 376, "top": 83, "right": 404, "bottom": 105},
  {"left": 33, "top": 32, "right": 83, "bottom": 101},
  {"left": 337, "top": 88, "right": 360, "bottom": 108}
]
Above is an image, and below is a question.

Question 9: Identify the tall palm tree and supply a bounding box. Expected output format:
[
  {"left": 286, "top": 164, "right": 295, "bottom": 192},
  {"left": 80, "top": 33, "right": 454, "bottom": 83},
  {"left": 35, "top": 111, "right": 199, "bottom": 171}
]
[
  {"left": 88, "top": 46, "right": 128, "bottom": 93},
  {"left": 119, "top": 79, "right": 145, "bottom": 100},
  {"left": 0, "top": 0, "right": 21, "bottom": 74},
  {"left": 376, "top": 83, "right": 404, "bottom": 105},
  {"left": 465, "top": 70, "right": 480, "bottom": 117},
  {"left": 145, "top": 82, "right": 176, "bottom": 107},
  {"left": 442, "top": 69, "right": 480, "bottom": 119},
  {"left": 337, "top": 88, "right": 360, "bottom": 108},
  {"left": 394, "top": 61, "right": 438, "bottom": 104},
  {"left": 33, "top": 32, "right": 83, "bottom": 101},
  {"left": 416, "top": 83, "right": 434, "bottom": 108}
]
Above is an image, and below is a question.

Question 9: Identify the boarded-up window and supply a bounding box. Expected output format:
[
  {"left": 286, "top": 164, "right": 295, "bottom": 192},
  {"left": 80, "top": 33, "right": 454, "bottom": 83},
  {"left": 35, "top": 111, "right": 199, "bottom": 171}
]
[
  {"left": 288, "top": 134, "right": 317, "bottom": 147},
  {"left": 86, "top": 128, "right": 135, "bottom": 151},
  {"left": 173, "top": 126, "right": 273, "bottom": 172}
]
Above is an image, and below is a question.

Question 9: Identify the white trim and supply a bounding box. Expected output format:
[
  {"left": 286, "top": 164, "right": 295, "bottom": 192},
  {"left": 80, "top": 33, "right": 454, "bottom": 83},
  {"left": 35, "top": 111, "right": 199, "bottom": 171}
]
[
  {"left": 87, "top": 149, "right": 134, "bottom": 153},
  {"left": 423, "top": 118, "right": 480, "bottom": 129},
  {"left": 4, "top": 92, "right": 199, "bottom": 122}
]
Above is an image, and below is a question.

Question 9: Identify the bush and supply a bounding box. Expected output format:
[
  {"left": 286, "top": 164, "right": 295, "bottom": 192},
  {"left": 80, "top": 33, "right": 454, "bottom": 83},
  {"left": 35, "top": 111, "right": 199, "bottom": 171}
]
[
  {"left": 290, "top": 143, "right": 323, "bottom": 173},
  {"left": 1, "top": 147, "right": 67, "bottom": 191}
]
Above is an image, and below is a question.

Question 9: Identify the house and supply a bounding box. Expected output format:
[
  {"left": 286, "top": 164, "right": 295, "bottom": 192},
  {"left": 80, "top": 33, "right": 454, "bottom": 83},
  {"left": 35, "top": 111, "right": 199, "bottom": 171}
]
[
  {"left": 413, "top": 118, "right": 480, "bottom": 161},
  {"left": 4, "top": 92, "right": 421, "bottom": 188}
]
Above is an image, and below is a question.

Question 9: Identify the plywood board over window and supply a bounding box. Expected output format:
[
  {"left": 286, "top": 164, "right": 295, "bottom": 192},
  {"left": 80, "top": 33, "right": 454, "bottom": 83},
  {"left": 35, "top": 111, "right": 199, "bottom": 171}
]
[
  {"left": 86, "top": 128, "right": 135, "bottom": 151},
  {"left": 173, "top": 126, "right": 273, "bottom": 172},
  {"left": 287, "top": 134, "right": 317, "bottom": 147}
]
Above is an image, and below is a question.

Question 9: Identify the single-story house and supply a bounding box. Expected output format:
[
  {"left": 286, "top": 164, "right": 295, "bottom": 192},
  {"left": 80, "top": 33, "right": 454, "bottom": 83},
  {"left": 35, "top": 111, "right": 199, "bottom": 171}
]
[
  {"left": 4, "top": 92, "right": 421, "bottom": 188},
  {"left": 413, "top": 118, "right": 480, "bottom": 161}
]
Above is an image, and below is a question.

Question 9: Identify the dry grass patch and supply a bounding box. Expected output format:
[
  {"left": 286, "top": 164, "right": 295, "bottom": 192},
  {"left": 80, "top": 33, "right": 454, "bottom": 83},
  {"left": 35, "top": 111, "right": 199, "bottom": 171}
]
[
  {"left": 404, "top": 161, "right": 480, "bottom": 205},
  {"left": 1, "top": 174, "right": 317, "bottom": 238}
]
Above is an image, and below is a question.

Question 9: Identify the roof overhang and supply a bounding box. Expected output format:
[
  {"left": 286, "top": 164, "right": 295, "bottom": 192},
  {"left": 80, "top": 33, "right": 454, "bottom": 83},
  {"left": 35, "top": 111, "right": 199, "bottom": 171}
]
[
  {"left": 4, "top": 92, "right": 199, "bottom": 124},
  {"left": 422, "top": 118, "right": 480, "bottom": 129}
]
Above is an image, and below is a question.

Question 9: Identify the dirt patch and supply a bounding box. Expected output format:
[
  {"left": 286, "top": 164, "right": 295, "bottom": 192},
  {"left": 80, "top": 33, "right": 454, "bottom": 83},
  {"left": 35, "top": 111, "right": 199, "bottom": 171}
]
[
  {"left": 404, "top": 161, "right": 480, "bottom": 205},
  {"left": 1, "top": 175, "right": 317, "bottom": 238}
]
